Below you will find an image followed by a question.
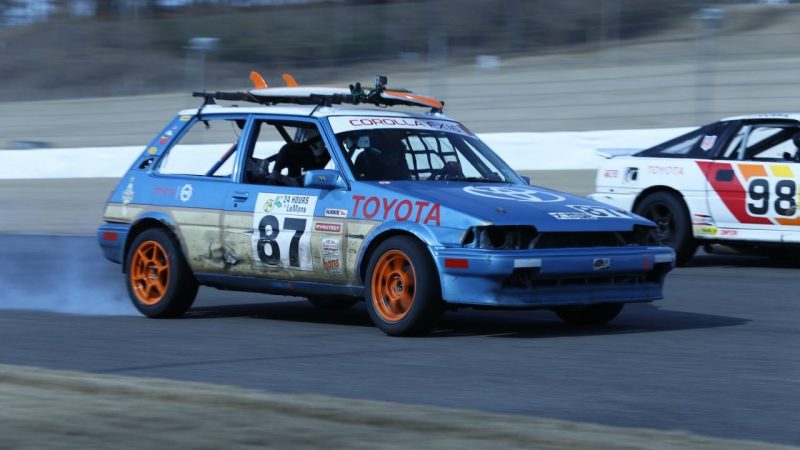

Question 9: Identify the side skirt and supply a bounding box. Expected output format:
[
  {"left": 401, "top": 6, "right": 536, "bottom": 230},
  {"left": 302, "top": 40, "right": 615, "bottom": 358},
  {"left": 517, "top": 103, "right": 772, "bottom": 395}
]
[{"left": 194, "top": 273, "right": 364, "bottom": 299}]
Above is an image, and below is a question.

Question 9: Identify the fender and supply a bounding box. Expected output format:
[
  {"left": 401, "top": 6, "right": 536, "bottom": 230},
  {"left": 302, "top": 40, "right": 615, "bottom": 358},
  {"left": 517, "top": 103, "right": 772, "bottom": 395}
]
[
  {"left": 355, "top": 220, "right": 442, "bottom": 283},
  {"left": 123, "top": 211, "right": 185, "bottom": 270}
]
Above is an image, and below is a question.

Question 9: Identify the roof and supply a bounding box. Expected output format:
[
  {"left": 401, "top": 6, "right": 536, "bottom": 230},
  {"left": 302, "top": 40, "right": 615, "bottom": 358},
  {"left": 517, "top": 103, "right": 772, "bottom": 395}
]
[
  {"left": 721, "top": 113, "right": 800, "bottom": 122},
  {"left": 178, "top": 103, "right": 456, "bottom": 121}
]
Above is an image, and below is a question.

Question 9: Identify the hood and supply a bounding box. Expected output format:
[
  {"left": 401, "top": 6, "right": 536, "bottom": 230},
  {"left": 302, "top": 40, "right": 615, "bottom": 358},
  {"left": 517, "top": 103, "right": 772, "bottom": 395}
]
[{"left": 372, "top": 182, "right": 652, "bottom": 232}]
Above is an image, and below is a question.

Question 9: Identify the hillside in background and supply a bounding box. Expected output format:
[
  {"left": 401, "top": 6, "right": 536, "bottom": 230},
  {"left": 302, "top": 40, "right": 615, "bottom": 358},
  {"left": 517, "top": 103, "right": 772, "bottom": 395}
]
[
  {"left": 2, "top": 1, "right": 800, "bottom": 144},
  {"left": 0, "top": 0, "right": 697, "bottom": 100}
]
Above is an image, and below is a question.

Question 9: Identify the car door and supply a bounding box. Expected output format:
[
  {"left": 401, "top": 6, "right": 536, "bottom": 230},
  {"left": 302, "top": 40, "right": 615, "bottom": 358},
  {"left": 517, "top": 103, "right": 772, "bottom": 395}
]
[
  {"left": 221, "top": 117, "right": 352, "bottom": 283},
  {"left": 704, "top": 120, "right": 800, "bottom": 242},
  {"left": 150, "top": 114, "right": 248, "bottom": 274}
]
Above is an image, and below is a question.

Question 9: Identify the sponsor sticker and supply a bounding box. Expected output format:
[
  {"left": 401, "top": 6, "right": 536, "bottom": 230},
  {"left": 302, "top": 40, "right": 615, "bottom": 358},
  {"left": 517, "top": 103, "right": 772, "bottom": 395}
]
[
  {"left": 252, "top": 193, "right": 318, "bottom": 271},
  {"left": 321, "top": 238, "right": 342, "bottom": 273},
  {"left": 263, "top": 194, "right": 314, "bottom": 215},
  {"left": 314, "top": 222, "right": 342, "bottom": 233},
  {"left": 567, "top": 204, "right": 630, "bottom": 218},
  {"left": 549, "top": 212, "right": 596, "bottom": 220},
  {"left": 179, "top": 184, "right": 193, "bottom": 203},
  {"left": 648, "top": 166, "right": 684, "bottom": 176},
  {"left": 147, "top": 146, "right": 158, "bottom": 155},
  {"left": 153, "top": 187, "right": 175, "bottom": 196},
  {"left": 700, "top": 135, "right": 717, "bottom": 151},
  {"left": 693, "top": 225, "right": 718, "bottom": 235},
  {"left": 328, "top": 116, "right": 473, "bottom": 136},
  {"left": 324, "top": 208, "right": 348, "bottom": 218},
  {"left": 549, "top": 205, "right": 631, "bottom": 220},
  {"left": 462, "top": 186, "right": 565, "bottom": 203},
  {"left": 352, "top": 195, "right": 440, "bottom": 226},
  {"left": 179, "top": 115, "right": 192, "bottom": 122},
  {"left": 122, "top": 177, "right": 135, "bottom": 205},
  {"left": 602, "top": 169, "right": 619, "bottom": 178}
]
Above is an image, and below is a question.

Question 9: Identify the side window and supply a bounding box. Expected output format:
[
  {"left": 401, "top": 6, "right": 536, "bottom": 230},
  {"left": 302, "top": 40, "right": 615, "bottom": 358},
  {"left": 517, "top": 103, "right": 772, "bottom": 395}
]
[
  {"left": 243, "top": 120, "right": 334, "bottom": 186},
  {"left": 157, "top": 118, "right": 243, "bottom": 177},
  {"left": 719, "top": 126, "right": 747, "bottom": 160},
  {"left": 638, "top": 123, "right": 728, "bottom": 158},
  {"left": 743, "top": 126, "right": 799, "bottom": 161}
]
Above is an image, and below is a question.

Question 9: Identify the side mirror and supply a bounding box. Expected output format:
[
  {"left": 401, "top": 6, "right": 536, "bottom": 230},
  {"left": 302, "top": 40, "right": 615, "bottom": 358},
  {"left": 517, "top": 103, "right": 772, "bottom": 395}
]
[
  {"left": 520, "top": 175, "right": 532, "bottom": 185},
  {"left": 303, "top": 169, "right": 347, "bottom": 190}
]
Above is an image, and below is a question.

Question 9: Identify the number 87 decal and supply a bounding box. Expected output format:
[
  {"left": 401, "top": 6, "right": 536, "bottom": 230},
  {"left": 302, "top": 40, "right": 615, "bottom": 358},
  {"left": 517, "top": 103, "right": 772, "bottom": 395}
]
[{"left": 747, "top": 178, "right": 798, "bottom": 217}]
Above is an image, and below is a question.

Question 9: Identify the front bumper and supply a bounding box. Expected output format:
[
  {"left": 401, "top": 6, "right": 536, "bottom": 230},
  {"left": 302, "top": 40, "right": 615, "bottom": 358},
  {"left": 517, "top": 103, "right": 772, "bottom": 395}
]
[
  {"left": 434, "top": 246, "right": 674, "bottom": 308},
  {"left": 97, "top": 223, "right": 130, "bottom": 264},
  {"left": 587, "top": 191, "right": 637, "bottom": 212}
]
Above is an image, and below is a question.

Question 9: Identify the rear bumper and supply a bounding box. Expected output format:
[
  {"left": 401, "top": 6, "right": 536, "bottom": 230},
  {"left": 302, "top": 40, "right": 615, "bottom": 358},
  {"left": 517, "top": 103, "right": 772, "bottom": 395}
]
[
  {"left": 434, "top": 246, "right": 674, "bottom": 308},
  {"left": 96, "top": 223, "right": 130, "bottom": 264}
]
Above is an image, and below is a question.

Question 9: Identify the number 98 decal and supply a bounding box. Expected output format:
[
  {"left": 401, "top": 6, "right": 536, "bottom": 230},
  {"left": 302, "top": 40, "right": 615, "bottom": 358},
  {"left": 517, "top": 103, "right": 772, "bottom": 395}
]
[
  {"left": 747, "top": 178, "right": 798, "bottom": 217},
  {"left": 252, "top": 193, "right": 318, "bottom": 271}
]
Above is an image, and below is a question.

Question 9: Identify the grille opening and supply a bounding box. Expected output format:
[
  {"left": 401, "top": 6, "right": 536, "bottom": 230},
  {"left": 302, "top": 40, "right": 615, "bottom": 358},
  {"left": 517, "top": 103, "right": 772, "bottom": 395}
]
[
  {"left": 532, "top": 231, "right": 631, "bottom": 249},
  {"left": 502, "top": 270, "right": 654, "bottom": 290}
]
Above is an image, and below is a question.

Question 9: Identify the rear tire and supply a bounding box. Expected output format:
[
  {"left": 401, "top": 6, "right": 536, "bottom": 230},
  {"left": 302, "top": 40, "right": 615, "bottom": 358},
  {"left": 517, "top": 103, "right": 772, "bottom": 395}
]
[
  {"left": 555, "top": 303, "right": 624, "bottom": 325},
  {"left": 365, "top": 236, "right": 444, "bottom": 336},
  {"left": 635, "top": 191, "right": 696, "bottom": 265},
  {"left": 126, "top": 228, "right": 198, "bottom": 318}
]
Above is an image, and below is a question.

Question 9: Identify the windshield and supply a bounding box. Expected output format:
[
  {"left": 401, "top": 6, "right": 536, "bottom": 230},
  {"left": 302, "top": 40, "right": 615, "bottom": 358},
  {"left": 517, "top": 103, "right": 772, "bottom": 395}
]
[{"left": 330, "top": 117, "right": 520, "bottom": 183}]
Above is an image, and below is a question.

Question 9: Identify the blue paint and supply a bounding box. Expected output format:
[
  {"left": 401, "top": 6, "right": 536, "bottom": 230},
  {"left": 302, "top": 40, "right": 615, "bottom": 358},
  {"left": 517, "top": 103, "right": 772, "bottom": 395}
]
[{"left": 99, "top": 109, "right": 675, "bottom": 311}]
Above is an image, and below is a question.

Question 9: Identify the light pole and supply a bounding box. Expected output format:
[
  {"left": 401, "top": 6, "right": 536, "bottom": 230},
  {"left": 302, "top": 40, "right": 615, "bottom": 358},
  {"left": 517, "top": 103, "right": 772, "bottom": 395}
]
[
  {"left": 694, "top": 7, "right": 724, "bottom": 123},
  {"left": 184, "top": 37, "right": 219, "bottom": 91}
]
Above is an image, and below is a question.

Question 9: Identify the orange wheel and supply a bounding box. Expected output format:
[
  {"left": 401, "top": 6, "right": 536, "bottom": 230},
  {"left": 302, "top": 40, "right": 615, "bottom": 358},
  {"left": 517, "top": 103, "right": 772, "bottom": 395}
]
[
  {"left": 365, "top": 236, "right": 444, "bottom": 336},
  {"left": 125, "top": 228, "right": 198, "bottom": 318},
  {"left": 129, "top": 240, "right": 170, "bottom": 305},
  {"left": 370, "top": 249, "right": 416, "bottom": 322}
]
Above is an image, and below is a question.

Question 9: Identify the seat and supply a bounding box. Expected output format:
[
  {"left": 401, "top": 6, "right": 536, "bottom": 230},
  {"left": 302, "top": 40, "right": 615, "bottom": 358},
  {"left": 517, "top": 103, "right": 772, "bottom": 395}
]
[{"left": 352, "top": 134, "right": 411, "bottom": 181}]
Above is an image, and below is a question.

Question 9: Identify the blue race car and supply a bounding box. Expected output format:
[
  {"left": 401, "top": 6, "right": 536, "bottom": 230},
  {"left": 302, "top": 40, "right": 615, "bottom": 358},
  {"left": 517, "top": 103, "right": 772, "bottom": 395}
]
[{"left": 98, "top": 75, "right": 674, "bottom": 336}]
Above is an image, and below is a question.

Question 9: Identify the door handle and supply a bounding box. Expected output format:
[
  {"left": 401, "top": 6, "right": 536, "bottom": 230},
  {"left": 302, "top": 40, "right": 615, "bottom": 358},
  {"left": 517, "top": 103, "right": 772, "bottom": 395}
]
[{"left": 232, "top": 192, "right": 249, "bottom": 201}]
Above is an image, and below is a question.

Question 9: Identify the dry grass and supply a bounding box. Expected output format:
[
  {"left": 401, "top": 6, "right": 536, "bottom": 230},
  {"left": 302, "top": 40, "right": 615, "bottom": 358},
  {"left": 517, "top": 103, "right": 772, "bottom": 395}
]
[{"left": 0, "top": 363, "right": 794, "bottom": 450}]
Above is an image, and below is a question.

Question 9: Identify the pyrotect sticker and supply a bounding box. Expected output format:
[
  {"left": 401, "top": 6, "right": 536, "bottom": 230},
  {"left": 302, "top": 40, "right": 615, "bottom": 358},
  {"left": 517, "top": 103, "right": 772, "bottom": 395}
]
[{"left": 314, "top": 222, "right": 342, "bottom": 233}]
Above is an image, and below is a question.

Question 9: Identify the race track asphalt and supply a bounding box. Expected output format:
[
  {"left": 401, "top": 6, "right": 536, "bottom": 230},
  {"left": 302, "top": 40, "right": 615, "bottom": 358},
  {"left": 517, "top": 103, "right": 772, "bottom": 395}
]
[{"left": 0, "top": 234, "right": 797, "bottom": 446}]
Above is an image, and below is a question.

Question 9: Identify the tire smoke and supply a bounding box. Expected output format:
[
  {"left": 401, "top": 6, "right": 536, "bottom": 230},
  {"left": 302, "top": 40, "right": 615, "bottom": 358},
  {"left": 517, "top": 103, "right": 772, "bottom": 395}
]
[{"left": 0, "top": 234, "right": 137, "bottom": 315}]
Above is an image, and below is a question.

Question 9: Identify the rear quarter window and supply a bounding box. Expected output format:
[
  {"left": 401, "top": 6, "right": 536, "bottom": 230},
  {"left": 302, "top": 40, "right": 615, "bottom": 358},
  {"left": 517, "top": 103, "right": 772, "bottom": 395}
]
[{"left": 637, "top": 122, "right": 729, "bottom": 159}]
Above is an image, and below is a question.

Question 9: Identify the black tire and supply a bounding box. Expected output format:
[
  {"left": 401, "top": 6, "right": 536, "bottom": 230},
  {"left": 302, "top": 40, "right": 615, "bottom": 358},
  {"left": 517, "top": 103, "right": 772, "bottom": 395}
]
[
  {"left": 125, "top": 228, "right": 198, "bottom": 318},
  {"left": 306, "top": 296, "right": 359, "bottom": 309},
  {"left": 364, "top": 236, "right": 444, "bottom": 336},
  {"left": 555, "top": 303, "right": 624, "bottom": 325},
  {"left": 634, "top": 191, "right": 696, "bottom": 265}
]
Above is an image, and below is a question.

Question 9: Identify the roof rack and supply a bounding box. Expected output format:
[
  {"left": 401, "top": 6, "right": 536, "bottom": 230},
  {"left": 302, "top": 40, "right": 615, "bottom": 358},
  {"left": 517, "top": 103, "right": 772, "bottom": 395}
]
[{"left": 192, "top": 74, "right": 444, "bottom": 113}]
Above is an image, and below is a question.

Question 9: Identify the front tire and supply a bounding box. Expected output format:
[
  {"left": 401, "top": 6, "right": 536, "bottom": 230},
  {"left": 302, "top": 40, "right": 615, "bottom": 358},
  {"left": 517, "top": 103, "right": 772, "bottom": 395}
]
[
  {"left": 555, "top": 303, "right": 624, "bottom": 325},
  {"left": 635, "top": 191, "right": 696, "bottom": 265},
  {"left": 126, "top": 228, "right": 198, "bottom": 318},
  {"left": 364, "top": 236, "right": 444, "bottom": 336}
]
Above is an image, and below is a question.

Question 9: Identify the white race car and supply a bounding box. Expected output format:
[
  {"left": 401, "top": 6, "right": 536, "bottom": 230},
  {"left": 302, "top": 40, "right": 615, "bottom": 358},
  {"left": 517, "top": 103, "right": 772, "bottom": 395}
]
[{"left": 589, "top": 114, "right": 800, "bottom": 264}]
